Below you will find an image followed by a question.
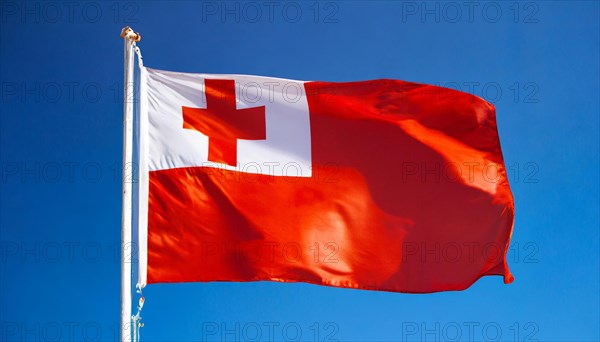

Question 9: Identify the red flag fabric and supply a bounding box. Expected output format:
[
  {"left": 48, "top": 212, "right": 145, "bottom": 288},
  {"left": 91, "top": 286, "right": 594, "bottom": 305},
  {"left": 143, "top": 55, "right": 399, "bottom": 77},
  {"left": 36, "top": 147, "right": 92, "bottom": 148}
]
[{"left": 138, "top": 68, "right": 514, "bottom": 293}]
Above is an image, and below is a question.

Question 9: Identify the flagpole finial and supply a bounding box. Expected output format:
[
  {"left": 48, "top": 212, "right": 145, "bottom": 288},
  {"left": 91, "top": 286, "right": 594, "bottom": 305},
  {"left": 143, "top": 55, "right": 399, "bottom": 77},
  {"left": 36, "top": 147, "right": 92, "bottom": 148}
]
[{"left": 120, "top": 26, "right": 141, "bottom": 42}]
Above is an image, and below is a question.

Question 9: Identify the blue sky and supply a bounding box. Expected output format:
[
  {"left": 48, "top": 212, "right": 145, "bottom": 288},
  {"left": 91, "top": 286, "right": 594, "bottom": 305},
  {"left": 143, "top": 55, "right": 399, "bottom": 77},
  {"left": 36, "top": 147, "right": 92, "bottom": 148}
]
[{"left": 1, "top": 1, "right": 598, "bottom": 341}]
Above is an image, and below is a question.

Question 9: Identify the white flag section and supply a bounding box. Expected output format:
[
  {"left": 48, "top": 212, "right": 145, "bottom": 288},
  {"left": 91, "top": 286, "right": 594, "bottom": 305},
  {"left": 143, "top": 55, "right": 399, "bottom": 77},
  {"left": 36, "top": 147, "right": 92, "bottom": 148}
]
[
  {"left": 143, "top": 67, "right": 313, "bottom": 175},
  {"left": 136, "top": 67, "right": 315, "bottom": 286}
]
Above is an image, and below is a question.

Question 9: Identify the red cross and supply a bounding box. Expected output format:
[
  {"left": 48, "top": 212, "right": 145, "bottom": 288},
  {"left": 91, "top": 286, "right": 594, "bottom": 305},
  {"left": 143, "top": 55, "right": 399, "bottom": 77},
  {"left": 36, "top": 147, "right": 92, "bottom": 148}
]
[{"left": 182, "top": 79, "right": 266, "bottom": 167}]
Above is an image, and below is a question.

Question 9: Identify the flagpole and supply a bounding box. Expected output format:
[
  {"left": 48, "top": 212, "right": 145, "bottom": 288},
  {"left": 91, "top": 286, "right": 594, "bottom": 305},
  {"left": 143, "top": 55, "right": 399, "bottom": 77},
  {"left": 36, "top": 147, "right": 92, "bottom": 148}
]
[{"left": 120, "top": 26, "right": 140, "bottom": 342}]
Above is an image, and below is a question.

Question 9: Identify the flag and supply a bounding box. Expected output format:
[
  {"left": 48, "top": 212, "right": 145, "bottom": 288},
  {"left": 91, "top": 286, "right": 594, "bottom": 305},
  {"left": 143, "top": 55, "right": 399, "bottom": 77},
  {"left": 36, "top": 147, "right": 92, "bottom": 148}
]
[{"left": 136, "top": 67, "right": 514, "bottom": 293}]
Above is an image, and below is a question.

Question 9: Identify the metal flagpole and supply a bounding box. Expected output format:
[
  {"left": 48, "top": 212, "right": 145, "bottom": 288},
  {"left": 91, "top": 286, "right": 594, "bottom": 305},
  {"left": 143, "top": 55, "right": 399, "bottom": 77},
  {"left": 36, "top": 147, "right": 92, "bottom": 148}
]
[{"left": 120, "top": 26, "right": 141, "bottom": 342}]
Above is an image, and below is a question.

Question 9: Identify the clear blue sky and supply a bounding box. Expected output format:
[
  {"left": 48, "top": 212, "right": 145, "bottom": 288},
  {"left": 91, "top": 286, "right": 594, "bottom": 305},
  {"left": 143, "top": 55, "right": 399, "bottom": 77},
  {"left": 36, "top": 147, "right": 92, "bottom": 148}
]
[{"left": 1, "top": 1, "right": 598, "bottom": 341}]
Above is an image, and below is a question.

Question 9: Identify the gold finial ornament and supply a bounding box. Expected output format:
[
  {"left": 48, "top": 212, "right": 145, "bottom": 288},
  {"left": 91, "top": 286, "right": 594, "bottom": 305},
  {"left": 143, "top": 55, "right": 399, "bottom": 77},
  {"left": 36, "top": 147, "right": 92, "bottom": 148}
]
[{"left": 120, "top": 26, "right": 141, "bottom": 42}]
